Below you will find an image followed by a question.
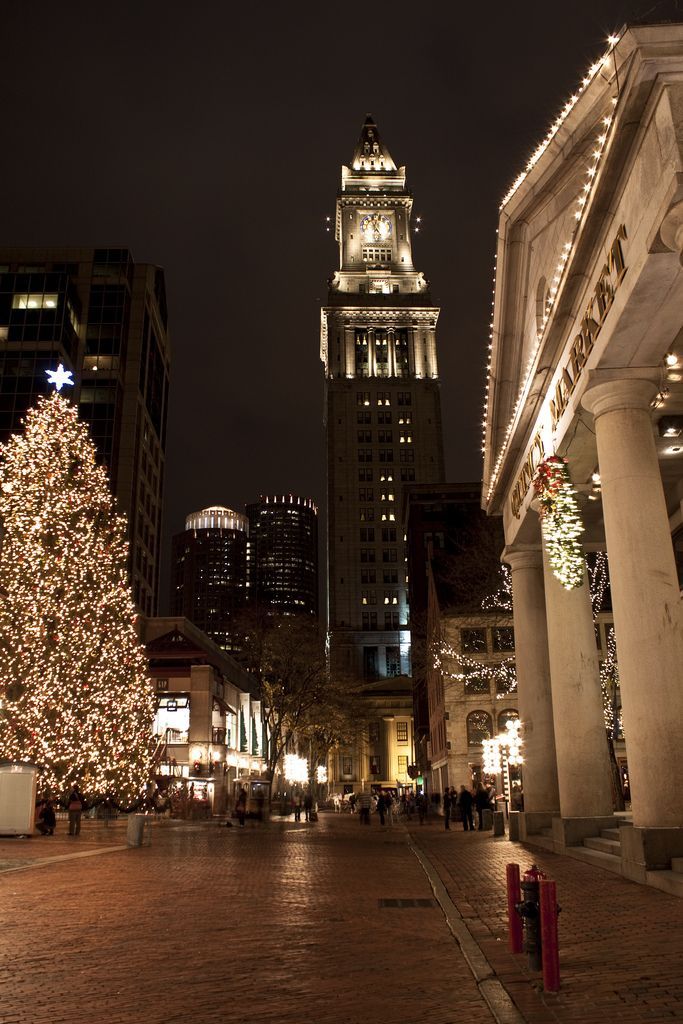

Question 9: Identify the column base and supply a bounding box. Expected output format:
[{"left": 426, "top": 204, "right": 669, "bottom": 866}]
[
  {"left": 552, "top": 815, "right": 618, "bottom": 850},
  {"left": 517, "top": 811, "right": 555, "bottom": 841},
  {"left": 620, "top": 825, "right": 683, "bottom": 882}
]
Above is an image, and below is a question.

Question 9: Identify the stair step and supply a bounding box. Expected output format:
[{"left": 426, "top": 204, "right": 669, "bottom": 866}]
[
  {"left": 646, "top": 869, "right": 683, "bottom": 898},
  {"left": 583, "top": 836, "right": 622, "bottom": 856},
  {"left": 538, "top": 827, "right": 553, "bottom": 838},
  {"left": 600, "top": 828, "right": 622, "bottom": 841},
  {"left": 564, "top": 845, "right": 624, "bottom": 875},
  {"left": 671, "top": 858, "right": 683, "bottom": 874}
]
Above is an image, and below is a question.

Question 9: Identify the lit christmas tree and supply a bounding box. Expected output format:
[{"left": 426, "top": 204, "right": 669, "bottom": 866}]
[{"left": 0, "top": 382, "right": 155, "bottom": 804}]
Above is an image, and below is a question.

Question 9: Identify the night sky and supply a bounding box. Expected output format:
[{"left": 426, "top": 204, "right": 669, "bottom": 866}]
[{"left": 3, "top": 0, "right": 673, "bottom": 610}]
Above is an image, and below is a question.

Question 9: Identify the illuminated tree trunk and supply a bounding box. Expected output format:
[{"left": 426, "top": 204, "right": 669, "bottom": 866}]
[{"left": 0, "top": 393, "right": 154, "bottom": 803}]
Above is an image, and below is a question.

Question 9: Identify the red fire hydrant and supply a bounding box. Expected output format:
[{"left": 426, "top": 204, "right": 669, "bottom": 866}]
[{"left": 515, "top": 864, "right": 546, "bottom": 971}]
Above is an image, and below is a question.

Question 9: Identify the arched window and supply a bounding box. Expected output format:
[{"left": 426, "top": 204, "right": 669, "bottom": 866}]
[
  {"left": 498, "top": 708, "right": 519, "bottom": 732},
  {"left": 467, "top": 711, "right": 493, "bottom": 747}
]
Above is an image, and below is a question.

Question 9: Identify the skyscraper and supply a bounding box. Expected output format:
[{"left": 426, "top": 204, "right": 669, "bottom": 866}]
[
  {"left": 170, "top": 506, "right": 249, "bottom": 652},
  {"left": 246, "top": 494, "right": 318, "bottom": 617},
  {"left": 321, "top": 117, "right": 445, "bottom": 682},
  {"left": 0, "top": 247, "right": 170, "bottom": 615}
]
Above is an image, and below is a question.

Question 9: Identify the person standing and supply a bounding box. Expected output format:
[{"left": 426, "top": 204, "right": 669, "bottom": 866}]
[
  {"left": 458, "top": 785, "right": 474, "bottom": 832},
  {"left": 235, "top": 787, "right": 247, "bottom": 827},
  {"left": 67, "top": 784, "right": 84, "bottom": 836},
  {"left": 358, "top": 789, "right": 372, "bottom": 825},
  {"left": 475, "top": 783, "right": 491, "bottom": 831},
  {"left": 303, "top": 791, "right": 313, "bottom": 822},
  {"left": 443, "top": 788, "right": 452, "bottom": 830},
  {"left": 376, "top": 792, "right": 387, "bottom": 826}
]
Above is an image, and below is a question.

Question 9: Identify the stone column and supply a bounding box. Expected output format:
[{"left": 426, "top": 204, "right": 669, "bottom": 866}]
[
  {"left": 502, "top": 546, "right": 560, "bottom": 815},
  {"left": 583, "top": 378, "right": 683, "bottom": 829},
  {"left": 541, "top": 543, "right": 613, "bottom": 820}
]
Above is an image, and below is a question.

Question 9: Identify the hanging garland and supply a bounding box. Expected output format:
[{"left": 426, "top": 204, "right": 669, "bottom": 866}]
[{"left": 533, "top": 456, "right": 585, "bottom": 589}]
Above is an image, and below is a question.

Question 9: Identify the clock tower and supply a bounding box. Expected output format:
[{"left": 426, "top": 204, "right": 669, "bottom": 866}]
[{"left": 321, "top": 116, "right": 445, "bottom": 684}]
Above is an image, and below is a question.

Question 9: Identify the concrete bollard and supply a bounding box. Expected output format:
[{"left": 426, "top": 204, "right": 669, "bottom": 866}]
[
  {"left": 493, "top": 810, "right": 505, "bottom": 836},
  {"left": 508, "top": 810, "right": 520, "bottom": 841},
  {"left": 482, "top": 807, "right": 494, "bottom": 831}
]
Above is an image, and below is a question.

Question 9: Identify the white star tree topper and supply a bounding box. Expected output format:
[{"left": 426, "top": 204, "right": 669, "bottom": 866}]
[{"left": 45, "top": 364, "right": 74, "bottom": 391}]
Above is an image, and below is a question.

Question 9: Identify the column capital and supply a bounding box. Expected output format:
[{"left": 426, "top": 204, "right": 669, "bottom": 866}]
[
  {"left": 502, "top": 544, "right": 543, "bottom": 572},
  {"left": 581, "top": 374, "right": 659, "bottom": 421}
]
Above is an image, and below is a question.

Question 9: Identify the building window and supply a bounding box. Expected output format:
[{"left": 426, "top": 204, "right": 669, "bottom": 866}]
[
  {"left": 377, "top": 410, "right": 392, "bottom": 424},
  {"left": 467, "top": 711, "right": 493, "bottom": 747},
  {"left": 369, "top": 755, "right": 381, "bottom": 775},
  {"left": 363, "top": 646, "right": 379, "bottom": 679},
  {"left": 492, "top": 627, "right": 515, "bottom": 652},
  {"left": 378, "top": 429, "right": 393, "bottom": 443},
  {"left": 399, "top": 430, "right": 412, "bottom": 444},
  {"left": 359, "top": 487, "right": 374, "bottom": 502},
  {"left": 357, "top": 410, "right": 371, "bottom": 424},
  {"left": 498, "top": 708, "right": 519, "bottom": 732},
  {"left": 360, "top": 527, "right": 375, "bottom": 542},
  {"left": 379, "top": 449, "right": 394, "bottom": 463},
  {"left": 399, "top": 449, "right": 414, "bottom": 463},
  {"left": 383, "top": 590, "right": 398, "bottom": 605},
  {"left": 355, "top": 331, "right": 370, "bottom": 376},
  {"left": 342, "top": 755, "right": 353, "bottom": 776},
  {"left": 362, "top": 247, "right": 391, "bottom": 263},
  {"left": 360, "top": 549, "right": 376, "bottom": 563},
  {"left": 358, "top": 467, "right": 373, "bottom": 482},
  {"left": 368, "top": 721, "right": 380, "bottom": 743},
  {"left": 383, "top": 569, "right": 398, "bottom": 584},
  {"left": 397, "top": 755, "right": 408, "bottom": 774},
  {"left": 465, "top": 673, "right": 490, "bottom": 694},
  {"left": 398, "top": 412, "right": 412, "bottom": 425},
  {"left": 382, "top": 549, "right": 398, "bottom": 563},
  {"left": 357, "top": 430, "right": 372, "bottom": 443},
  {"left": 359, "top": 507, "right": 374, "bottom": 522},
  {"left": 396, "top": 721, "right": 408, "bottom": 743},
  {"left": 376, "top": 391, "right": 391, "bottom": 406},
  {"left": 362, "top": 611, "right": 378, "bottom": 630},
  {"left": 358, "top": 449, "right": 373, "bottom": 463},
  {"left": 395, "top": 332, "right": 409, "bottom": 376},
  {"left": 357, "top": 391, "right": 370, "bottom": 406},
  {"left": 384, "top": 610, "right": 399, "bottom": 629},
  {"left": 361, "top": 589, "right": 376, "bottom": 605},
  {"left": 380, "top": 508, "right": 396, "bottom": 522},
  {"left": 386, "top": 645, "right": 400, "bottom": 677},
  {"left": 381, "top": 528, "right": 397, "bottom": 543},
  {"left": 361, "top": 568, "right": 376, "bottom": 584},
  {"left": 397, "top": 391, "right": 412, "bottom": 406},
  {"left": 400, "top": 468, "right": 416, "bottom": 482},
  {"left": 461, "top": 628, "right": 487, "bottom": 653}
]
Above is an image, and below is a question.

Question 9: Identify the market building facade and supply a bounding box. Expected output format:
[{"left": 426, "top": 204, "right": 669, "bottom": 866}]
[{"left": 483, "top": 24, "right": 683, "bottom": 882}]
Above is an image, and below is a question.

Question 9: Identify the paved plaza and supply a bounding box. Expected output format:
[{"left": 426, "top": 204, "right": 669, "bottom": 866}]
[{"left": 0, "top": 812, "right": 681, "bottom": 1024}]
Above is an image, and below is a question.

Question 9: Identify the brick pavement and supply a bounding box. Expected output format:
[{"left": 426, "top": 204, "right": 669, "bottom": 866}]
[
  {"left": 1, "top": 813, "right": 681, "bottom": 1024},
  {"left": 406, "top": 817, "right": 683, "bottom": 1024},
  {"left": 0, "top": 814, "right": 494, "bottom": 1024}
]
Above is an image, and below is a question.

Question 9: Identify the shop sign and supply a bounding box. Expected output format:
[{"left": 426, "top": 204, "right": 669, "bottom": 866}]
[{"left": 155, "top": 678, "right": 169, "bottom": 691}]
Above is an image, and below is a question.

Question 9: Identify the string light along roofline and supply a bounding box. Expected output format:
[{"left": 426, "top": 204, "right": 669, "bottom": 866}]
[{"left": 483, "top": 33, "right": 623, "bottom": 505}]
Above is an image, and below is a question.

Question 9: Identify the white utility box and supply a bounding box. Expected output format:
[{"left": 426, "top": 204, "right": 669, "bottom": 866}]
[{"left": 0, "top": 761, "right": 38, "bottom": 836}]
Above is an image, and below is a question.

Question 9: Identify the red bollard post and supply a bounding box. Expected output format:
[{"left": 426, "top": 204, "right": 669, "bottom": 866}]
[
  {"left": 540, "top": 879, "right": 560, "bottom": 992},
  {"left": 506, "top": 862, "right": 523, "bottom": 953}
]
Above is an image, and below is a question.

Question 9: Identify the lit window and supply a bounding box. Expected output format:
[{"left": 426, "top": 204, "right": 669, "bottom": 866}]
[{"left": 12, "top": 293, "right": 59, "bottom": 310}]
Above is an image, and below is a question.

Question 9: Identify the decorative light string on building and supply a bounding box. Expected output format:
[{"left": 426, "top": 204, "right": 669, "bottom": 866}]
[
  {"left": 483, "top": 34, "right": 621, "bottom": 484},
  {"left": 534, "top": 456, "right": 585, "bottom": 589},
  {"left": 432, "top": 645, "right": 517, "bottom": 699}
]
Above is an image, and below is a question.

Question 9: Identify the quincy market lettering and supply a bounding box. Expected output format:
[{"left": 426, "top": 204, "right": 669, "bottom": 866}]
[{"left": 510, "top": 224, "right": 627, "bottom": 519}]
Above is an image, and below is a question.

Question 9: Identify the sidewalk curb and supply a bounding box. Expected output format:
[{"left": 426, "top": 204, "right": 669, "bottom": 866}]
[
  {"left": 410, "top": 841, "right": 527, "bottom": 1024},
  {"left": 0, "top": 845, "right": 127, "bottom": 874}
]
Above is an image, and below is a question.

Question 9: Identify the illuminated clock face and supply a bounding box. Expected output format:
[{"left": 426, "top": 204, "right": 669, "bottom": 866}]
[{"left": 360, "top": 213, "right": 392, "bottom": 243}]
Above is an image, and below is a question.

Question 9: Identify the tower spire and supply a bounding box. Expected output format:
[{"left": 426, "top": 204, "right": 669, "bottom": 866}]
[{"left": 351, "top": 114, "right": 397, "bottom": 173}]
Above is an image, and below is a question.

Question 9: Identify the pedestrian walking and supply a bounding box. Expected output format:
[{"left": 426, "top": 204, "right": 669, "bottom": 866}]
[
  {"left": 67, "top": 784, "right": 84, "bottom": 836},
  {"left": 384, "top": 792, "right": 394, "bottom": 827},
  {"left": 417, "top": 791, "right": 428, "bottom": 825},
  {"left": 303, "top": 792, "right": 313, "bottom": 822},
  {"left": 458, "top": 785, "right": 474, "bottom": 832},
  {"left": 443, "top": 788, "right": 452, "bottom": 830},
  {"left": 358, "top": 790, "right": 372, "bottom": 825},
  {"left": 235, "top": 787, "right": 247, "bottom": 827},
  {"left": 293, "top": 792, "right": 303, "bottom": 821},
  {"left": 376, "top": 792, "right": 387, "bottom": 826}
]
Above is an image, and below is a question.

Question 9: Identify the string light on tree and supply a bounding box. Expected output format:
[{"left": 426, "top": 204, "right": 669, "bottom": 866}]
[
  {"left": 0, "top": 389, "right": 155, "bottom": 803},
  {"left": 284, "top": 753, "right": 308, "bottom": 785},
  {"left": 534, "top": 456, "right": 585, "bottom": 589}
]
